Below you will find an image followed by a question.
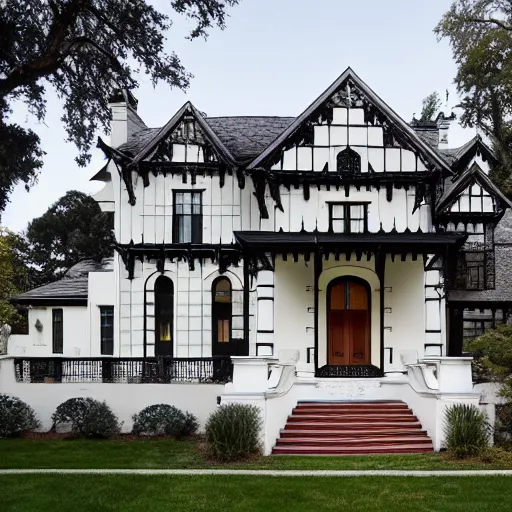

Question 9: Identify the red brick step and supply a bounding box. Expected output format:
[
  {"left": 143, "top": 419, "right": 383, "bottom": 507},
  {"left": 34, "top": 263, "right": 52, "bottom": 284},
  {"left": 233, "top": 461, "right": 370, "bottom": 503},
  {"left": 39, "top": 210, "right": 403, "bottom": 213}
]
[{"left": 272, "top": 400, "right": 433, "bottom": 456}]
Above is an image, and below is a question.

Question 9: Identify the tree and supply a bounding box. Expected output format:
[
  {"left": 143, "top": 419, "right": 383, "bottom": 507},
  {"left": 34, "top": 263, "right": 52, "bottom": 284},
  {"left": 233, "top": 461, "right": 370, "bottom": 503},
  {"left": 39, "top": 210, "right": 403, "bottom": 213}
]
[
  {"left": 420, "top": 91, "right": 442, "bottom": 121},
  {"left": 0, "top": 229, "right": 30, "bottom": 326},
  {"left": 24, "top": 190, "right": 114, "bottom": 285},
  {"left": 0, "top": 0, "right": 240, "bottom": 216},
  {"left": 435, "top": 1, "right": 512, "bottom": 196}
]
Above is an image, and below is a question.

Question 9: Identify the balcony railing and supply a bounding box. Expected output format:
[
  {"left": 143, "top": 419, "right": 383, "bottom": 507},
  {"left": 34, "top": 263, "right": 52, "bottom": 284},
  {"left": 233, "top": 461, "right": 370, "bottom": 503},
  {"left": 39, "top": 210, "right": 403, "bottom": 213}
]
[{"left": 13, "top": 357, "right": 233, "bottom": 384}]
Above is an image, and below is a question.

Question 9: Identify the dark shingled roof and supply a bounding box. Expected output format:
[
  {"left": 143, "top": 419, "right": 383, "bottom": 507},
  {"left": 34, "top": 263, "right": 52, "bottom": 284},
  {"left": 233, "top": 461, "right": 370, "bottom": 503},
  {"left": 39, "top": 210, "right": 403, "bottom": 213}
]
[
  {"left": 15, "top": 259, "right": 113, "bottom": 305},
  {"left": 118, "top": 117, "right": 295, "bottom": 164}
]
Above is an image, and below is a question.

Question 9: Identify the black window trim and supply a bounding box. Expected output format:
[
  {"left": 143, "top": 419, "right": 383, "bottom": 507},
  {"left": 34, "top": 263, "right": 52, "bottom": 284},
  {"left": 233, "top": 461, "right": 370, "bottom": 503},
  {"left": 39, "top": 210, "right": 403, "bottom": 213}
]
[
  {"left": 327, "top": 201, "right": 370, "bottom": 234},
  {"left": 172, "top": 189, "right": 205, "bottom": 244},
  {"left": 99, "top": 305, "right": 114, "bottom": 356},
  {"left": 52, "top": 308, "right": 63, "bottom": 354}
]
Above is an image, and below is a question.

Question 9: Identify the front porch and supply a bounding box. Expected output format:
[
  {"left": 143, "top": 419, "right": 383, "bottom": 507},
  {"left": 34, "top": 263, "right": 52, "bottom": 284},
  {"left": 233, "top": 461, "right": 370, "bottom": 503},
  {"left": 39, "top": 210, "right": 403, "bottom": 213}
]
[{"left": 237, "top": 230, "right": 465, "bottom": 377}]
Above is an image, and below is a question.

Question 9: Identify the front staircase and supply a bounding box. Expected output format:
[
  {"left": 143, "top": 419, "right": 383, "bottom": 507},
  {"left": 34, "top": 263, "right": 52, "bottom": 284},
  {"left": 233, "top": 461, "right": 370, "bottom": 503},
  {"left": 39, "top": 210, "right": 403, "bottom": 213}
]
[{"left": 272, "top": 400, "right": 433, "bottom": 455}]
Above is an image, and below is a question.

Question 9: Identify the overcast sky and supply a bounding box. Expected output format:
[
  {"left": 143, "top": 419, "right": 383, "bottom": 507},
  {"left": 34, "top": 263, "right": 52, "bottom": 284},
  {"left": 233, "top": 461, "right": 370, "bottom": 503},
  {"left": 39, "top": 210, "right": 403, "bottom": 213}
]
[{"left": 3, "top": 0, "right": 473, "bottom": 233}]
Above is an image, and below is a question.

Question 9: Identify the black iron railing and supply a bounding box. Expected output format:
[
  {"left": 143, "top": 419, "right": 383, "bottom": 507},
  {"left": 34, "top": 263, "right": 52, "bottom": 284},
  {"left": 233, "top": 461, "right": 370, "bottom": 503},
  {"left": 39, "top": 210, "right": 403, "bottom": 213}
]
[{"left": 13, "top": 357, "right": 233, "bottom": 384}]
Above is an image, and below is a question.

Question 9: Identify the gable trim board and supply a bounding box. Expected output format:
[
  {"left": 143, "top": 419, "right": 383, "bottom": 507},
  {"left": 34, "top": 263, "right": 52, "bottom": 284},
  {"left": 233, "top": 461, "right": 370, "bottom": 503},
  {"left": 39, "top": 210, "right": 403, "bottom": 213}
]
[
  {"left": 129, "top": 102, "right": 237, "bottom": 168},
  {"left": 246, "top": 67, "right": 453, "bottom": 174},
  {"left": 437, "top": 162, "right": 512, "bottom": 216}
]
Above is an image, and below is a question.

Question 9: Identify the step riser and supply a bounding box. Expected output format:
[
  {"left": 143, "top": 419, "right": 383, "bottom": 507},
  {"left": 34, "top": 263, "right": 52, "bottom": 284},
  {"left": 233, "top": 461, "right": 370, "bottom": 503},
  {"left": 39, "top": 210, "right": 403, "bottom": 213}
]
[
  {"left": 293, "top": 410, "right": 414, "bottom": 415},
  {"left": 277, "top": 440, "right": 433, "bottom": 447},
  {"left": 287, "top": 417, "right": 419, "bottom": 423},
  {"left": 273, "top": 448, "right": 433, "bottom": 455},
  {"left": 284, "top": 423, "right": 423, "bottom": 430},
  {"left": 274, "top": 401, "right": 433, "bottom": 456}
]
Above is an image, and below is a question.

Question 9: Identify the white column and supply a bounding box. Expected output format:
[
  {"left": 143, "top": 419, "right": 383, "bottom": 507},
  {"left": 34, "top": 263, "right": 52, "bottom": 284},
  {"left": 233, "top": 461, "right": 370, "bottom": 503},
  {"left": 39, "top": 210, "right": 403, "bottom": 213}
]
[{"left": 256, "top": 271, "right": 274, "bottom": 355}]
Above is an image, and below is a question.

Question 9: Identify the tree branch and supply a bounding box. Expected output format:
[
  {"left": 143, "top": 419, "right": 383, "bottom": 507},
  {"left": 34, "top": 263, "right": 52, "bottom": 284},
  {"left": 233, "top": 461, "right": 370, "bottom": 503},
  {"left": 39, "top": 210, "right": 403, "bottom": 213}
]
[{"left": 467, "top": 17, "right": 512, "bottom": 31}]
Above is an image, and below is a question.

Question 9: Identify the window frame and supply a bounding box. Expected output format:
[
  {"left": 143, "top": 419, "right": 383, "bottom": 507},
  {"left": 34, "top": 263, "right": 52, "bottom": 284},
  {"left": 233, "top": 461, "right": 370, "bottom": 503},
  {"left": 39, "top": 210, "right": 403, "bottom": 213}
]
[
  {"left": 172, "top": 189, "right": 204, "bottom": 244},
  {"left": 327, "top": 202, "right": 369, "bottom": 234},
  {"left": 99, "top": 306, "right": 114, "bottom": 356},
  {"left": 52, "top": 308, "right": 63, "bottom": 354}
]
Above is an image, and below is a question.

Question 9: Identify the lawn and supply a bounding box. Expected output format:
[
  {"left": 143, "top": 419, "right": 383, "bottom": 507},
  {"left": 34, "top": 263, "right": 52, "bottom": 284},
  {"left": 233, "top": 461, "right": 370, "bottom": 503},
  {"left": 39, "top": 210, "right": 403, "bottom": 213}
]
[
  {"left": 1, "top": 475, "right": 512, "bottom": 512},
  {"left": 2, "top": 437, "right": 512, "bottom": 470}
]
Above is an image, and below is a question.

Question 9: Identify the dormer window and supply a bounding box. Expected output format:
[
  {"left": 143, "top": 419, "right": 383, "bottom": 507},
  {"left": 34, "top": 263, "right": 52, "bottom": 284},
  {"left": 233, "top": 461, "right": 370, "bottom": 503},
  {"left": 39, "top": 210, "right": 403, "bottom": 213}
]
[
  {"left": 329, "top": 203, "right": 368, "bottom": 233},
  {"left": 337, "top": 147, "right": 361, "bottom": 173}
]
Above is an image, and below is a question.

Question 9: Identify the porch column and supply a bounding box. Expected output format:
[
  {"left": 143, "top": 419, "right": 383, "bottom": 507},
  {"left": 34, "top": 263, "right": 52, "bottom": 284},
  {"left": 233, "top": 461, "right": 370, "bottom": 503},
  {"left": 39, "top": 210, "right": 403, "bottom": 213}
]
[
  {"left": 243, "top": 255, "right": 250, "bottom": 351},
  {"left": 313, "top": 248, "right": 322, "bottom": 375},
  {"left": 375, "top": 248, "right": 386, "bottom": 374},
  {"left": 256, "top": 271, "right": 275, "bottom": 355}
]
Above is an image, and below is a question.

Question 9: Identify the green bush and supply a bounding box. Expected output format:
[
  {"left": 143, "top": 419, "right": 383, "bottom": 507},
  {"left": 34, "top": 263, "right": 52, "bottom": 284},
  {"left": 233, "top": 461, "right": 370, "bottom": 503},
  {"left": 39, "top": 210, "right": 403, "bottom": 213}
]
[
  {"left": 132, "top": 404, "right": 198, "bottom": 438},
  {"left": 52, "top": 397, "right": 121, "bottom": 438},
  {"left": 205, "top": 403, "right": 261, "bottom": 462},
  {"left": 0, "top": 394, "right": 40, "bottom": 437},
  {"left": 444, "top": 403, "right": 491, "bottom": 458}
]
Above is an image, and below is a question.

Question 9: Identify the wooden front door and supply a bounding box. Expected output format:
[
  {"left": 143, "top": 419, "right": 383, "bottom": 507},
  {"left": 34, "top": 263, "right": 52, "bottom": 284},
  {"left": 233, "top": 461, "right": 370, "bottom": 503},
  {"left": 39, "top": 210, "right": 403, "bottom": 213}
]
[{"left": 327, "top": 278, "right": 370, "bottom": 365}]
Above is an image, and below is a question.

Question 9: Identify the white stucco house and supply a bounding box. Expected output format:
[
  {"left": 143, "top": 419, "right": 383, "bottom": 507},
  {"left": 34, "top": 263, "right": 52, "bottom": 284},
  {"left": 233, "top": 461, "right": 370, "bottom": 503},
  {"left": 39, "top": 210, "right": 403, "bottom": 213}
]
[{"left": 3, "top": 67, "right": 512, "bottom": 455}]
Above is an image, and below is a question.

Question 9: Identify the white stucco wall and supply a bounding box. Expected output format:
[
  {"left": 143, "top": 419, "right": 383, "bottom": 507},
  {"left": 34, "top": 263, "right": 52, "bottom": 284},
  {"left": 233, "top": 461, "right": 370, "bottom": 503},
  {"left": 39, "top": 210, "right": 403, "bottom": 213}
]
[
  {"left": 0, "top": 358, "right": 222, "bottom": 432},
  {"left": 8, "top": 307, "right": 88, "bottom": 357}
]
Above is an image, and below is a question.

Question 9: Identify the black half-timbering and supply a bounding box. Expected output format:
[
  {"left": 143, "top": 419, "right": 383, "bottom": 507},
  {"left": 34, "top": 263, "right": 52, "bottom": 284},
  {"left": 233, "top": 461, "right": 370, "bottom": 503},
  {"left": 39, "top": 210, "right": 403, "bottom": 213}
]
[{"left": 154, "top": 275, "right": 174, "bottom": 356}]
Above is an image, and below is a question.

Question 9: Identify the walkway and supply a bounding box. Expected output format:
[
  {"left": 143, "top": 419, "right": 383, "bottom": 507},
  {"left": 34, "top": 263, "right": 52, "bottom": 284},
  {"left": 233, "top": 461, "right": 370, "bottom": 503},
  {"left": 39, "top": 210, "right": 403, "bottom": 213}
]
[{"left": 1, "top": 469, "right": 512, "bottom": 476}]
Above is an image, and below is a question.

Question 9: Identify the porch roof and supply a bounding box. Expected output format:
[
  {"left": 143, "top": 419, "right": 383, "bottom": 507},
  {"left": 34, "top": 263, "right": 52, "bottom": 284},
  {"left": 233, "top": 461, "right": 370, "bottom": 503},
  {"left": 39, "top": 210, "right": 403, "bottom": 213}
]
[{"left": 234, "top": 230, "right": 466, "bottom": 255}]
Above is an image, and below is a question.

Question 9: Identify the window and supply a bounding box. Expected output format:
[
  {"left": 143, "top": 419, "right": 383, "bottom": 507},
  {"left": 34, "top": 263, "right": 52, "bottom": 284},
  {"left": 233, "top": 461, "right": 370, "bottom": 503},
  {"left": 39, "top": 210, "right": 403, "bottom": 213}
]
[
  {"left": 155, "top": 276, "right": 174, "bottom": 356},
  {"left": 337, "top": 147, "right": 361, "bottom": 173},
  {"left": 100, "top": 306, "right": 114, "bottom": 355},
  {"left": 329, "top": 203, "right": 368, "bottom": 233},
  {"left": 52, "top": 309, "right": 63, "bottom": 354},
  {"left": 11, "top": 309, "right": 29, "bottom": 335},
  {"left": 173, "top": 191, "right": 202, "bottom": 243},
  {"left": 212, "top": 277, "right": 232, "bottom": 354}
]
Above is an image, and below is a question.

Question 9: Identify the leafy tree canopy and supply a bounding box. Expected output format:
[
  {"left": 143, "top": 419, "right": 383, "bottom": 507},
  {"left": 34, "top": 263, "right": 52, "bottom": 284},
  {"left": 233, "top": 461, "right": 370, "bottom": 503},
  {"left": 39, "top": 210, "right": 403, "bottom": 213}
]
[
  {"left": 420, "top": 91, "right": 442, "bottom": 121},
  {"left": 435, "top": 0, "right": 512, "bottom": 196},
  {"left": 0, "top": 229, "right": 30, "bottom": 326},
  {"left": 0, "top": 0, "right": 239, "bottom": 216},
  {"left": 24, "top": 190, "right": 114, "bottom": 285}
]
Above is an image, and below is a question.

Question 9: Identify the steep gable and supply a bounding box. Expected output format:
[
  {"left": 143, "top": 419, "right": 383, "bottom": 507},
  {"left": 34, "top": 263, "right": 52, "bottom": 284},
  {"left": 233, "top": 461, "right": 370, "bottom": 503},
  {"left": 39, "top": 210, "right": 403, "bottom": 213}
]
[
  {"left": 247, "top": 67, "right": 452, "bottom": 175},
  {"left": 130, "top": 102, "right": 237, "bottom": 167},
  {"left": 437, "top": 163, "right": 512, "bottom": 216}
]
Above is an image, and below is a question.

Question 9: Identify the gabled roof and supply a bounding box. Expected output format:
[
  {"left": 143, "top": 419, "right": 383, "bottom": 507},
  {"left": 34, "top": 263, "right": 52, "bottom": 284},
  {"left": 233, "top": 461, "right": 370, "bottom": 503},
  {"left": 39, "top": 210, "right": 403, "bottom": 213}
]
[
  {"left": 129, "top": 102, "right": 237, "bottom": 167},
  {"left": 247, "top": 67, "right": 452, "bottom": 173},
  {"left": 14, "top": 259, "right": 113, "bottom": 306},
  {"left": 438, "top": 135, "right": 496, "bottom": 171},
  {"left": 437, "top": 162, "right": 512, "bottom": 214}
]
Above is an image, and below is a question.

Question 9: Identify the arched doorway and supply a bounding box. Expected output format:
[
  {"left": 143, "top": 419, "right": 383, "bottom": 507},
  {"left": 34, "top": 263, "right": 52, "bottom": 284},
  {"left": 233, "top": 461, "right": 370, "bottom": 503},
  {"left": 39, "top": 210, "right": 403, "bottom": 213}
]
[
  {"left": 327, "top": 277, "right": 370, "bottom": 365},
  {"left": 212, "top": 277, "right": 232, "bottom": 356},
  {"left": 155, "top": 276, "right": 174, "bottom": 356}
]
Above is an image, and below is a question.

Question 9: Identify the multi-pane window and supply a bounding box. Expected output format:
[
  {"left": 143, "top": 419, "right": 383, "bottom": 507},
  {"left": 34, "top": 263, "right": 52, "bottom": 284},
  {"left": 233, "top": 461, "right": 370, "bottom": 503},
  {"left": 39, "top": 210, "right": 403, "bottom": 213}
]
[
  {"left": 173, "top": 191, "right": 202, "bottom": 243},
  {"left": 450, "top": 183, "right": 494, "bottom": 213},
  {"left": 52, "top": 309, "right": 63, "bottom": 354},
  {"left": 100, "top": 306, "right": 114, "bottom": 355},
  {"left": 329, "top": 203, "right": 368, "bottom": 234}
]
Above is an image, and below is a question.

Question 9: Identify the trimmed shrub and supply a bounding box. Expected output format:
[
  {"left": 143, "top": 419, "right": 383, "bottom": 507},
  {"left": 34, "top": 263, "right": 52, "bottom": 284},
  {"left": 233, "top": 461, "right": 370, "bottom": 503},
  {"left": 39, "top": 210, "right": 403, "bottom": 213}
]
[
  {"left": 52, "top": 397, "right": 121, "bottom": 438},
  {"left": 205, "top": 403, "right": 261, "bottom": 462},
  {"left": 444, "top": 403, "right": 491, "bottom": 458},
  {"left": 132, "top": 404, "right": 198, "bottom": 438},
  {"left": 0, "top": 394, "right": 40, "bottom": 438}
]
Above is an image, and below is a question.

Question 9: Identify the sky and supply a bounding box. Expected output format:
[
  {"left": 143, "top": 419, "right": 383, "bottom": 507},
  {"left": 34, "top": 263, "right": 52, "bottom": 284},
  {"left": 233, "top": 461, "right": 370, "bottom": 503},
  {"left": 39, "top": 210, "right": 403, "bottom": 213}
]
[{"left": 3, "top": 0, "right": 473, "bottom": 233}]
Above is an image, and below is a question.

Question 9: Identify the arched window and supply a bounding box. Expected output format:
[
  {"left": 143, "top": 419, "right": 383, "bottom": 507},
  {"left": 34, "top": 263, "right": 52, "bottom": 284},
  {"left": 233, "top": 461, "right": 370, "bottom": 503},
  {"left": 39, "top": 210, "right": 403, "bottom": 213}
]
[
  {"left": 212, "top": 277, "right": 232, "bottom": 355},
  {"left": 155, "top": 276, "right": 174, "bottom": 356},
  {"left": 337, "top": 147, "right": 361, "bottom": 173}
]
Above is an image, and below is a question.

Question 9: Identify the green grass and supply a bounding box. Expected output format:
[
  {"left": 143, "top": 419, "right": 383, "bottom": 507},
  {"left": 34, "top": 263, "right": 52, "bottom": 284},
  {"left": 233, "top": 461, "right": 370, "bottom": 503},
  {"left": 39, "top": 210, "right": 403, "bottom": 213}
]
[
  {"left": 2, "top": 437, "right": 512, "bottom": 470},
  {"left": 2, "top": 475, "right": 512, "bottom": 512}
]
